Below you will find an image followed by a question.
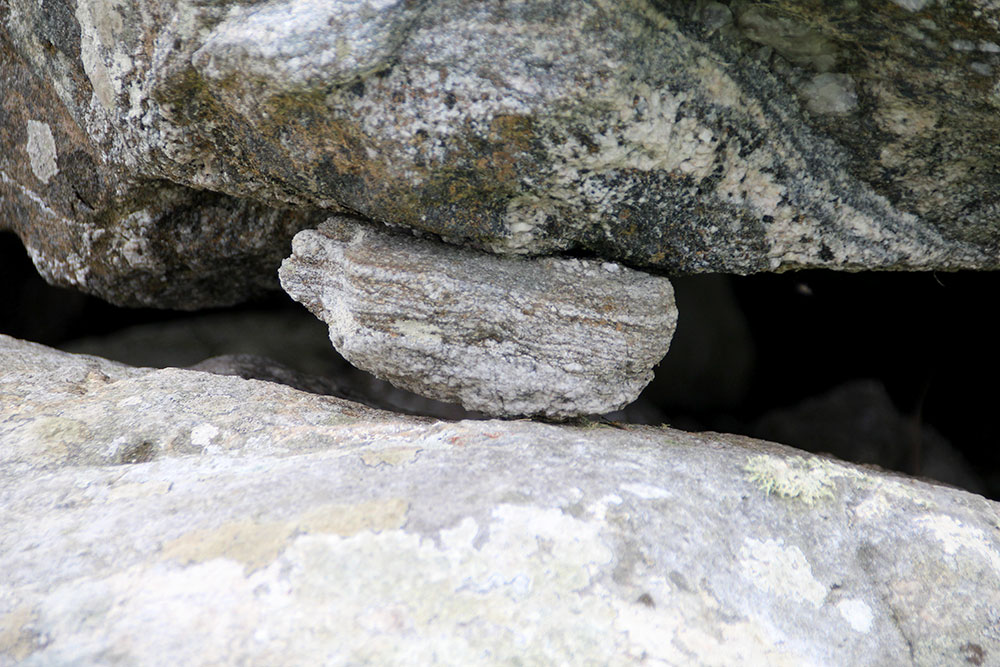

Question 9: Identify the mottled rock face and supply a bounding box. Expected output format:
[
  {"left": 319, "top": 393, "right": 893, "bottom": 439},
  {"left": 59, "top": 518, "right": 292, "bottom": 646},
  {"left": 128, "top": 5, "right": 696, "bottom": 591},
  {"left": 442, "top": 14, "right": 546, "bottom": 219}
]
[
  {"left": 279, "top": 217, "right": 677, "bottom": 418},
  {"left": 4, "top": 0, "right": 1000, "bottom": 307},
  {"left": 3, "top": 335, "right": 999, "bottom": 665},
  {"left": 0, "top": 11, "right": 329, "bottom": 308}
]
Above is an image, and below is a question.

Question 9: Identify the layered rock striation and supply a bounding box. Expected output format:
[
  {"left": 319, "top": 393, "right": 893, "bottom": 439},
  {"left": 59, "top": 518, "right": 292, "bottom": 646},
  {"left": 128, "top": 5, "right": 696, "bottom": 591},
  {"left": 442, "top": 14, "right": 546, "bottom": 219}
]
[{"left": 280, "top": 217, "right": 677, "bottom": 418}]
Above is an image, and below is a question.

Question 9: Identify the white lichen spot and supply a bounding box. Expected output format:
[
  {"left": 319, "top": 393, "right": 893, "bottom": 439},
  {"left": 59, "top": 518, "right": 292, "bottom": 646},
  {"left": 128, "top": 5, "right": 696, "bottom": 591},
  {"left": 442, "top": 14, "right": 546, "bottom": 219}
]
[
  {"left": 739, "top": 537, "right": 826, "bottom": 608},
  {"left": 611, "top": 581, "right": 813, "bottom": 666},
  {"left": 970, "top": 62, "right": 992, "bottom": 77},
  {"left": 620, "top": 482, "right": 671, "bottom": 500},
  {"left": 890, "top": 0, "right": 933, "bottom": 11},
  {"left": 614, "top": 602, "right": 688, "bottom": 663},
  {"left": 482, "top": 505, "right": 614, "bottom": 590},
  {"left": 678, "top": 619, "right": 817, "bottom": 667},
  {"left": 836, "top": 598, "right": 874, "bottom": 633},
  {"left": 799, "top": 73, "right": 858, "bottom": 114},
  {"left": 115, "top": 209, "right": 165, "bottom": 269},
  {"left": 360, "top": 447, "right": 419, "bottom": 467},
  {"left": 915, "top": 514, "right": 1000, "bottom": 573},
  {"left": 439, "top": 516, "right": 478, "bottom": 553},
  {"left": 76, "top": 0, "right": 129, "bottom": 109},
  {"left": 191, "top": 424, "right": 220, "bottom": 447},
  {"left": 234, "top": 503, "right": 621, "bottom": 661},
  {"left": 26, "top": 120, "right": 58, "bottom": 184},
  {"left": 108, "top": 481, "right": 173, "bottom": 501},
  {"left": 853, "top": 493, "right": 893, "bottom": 522},
  {"left": 585, "top": 493, "right": 623, "bottom": 521},
  {"left": 744, "top": 454, "right": 855, "bottom": 505},
  {"left": 391, "top": 319, "right": 443, "bottom": 345}
]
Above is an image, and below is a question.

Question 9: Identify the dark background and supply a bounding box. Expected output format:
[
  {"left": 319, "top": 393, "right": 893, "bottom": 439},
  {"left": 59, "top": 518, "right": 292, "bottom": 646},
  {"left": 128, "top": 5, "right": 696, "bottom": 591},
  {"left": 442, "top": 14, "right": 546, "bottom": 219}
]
[{"left": 3, "top": 230, "right": 997, "bottom": 497}]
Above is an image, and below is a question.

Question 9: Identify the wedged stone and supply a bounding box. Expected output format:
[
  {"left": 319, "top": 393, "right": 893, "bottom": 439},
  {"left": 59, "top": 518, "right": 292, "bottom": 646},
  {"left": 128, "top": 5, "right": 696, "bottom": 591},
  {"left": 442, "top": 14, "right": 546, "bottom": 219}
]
[
  {"left": 5, "top": 0, "right": 1000, "bottom": 308},
  {"left": 1, "top": 335, "right": 998, "bottom": 665},
  {"left": 279, "top": 217, "right": 677, "bottom": 418}
]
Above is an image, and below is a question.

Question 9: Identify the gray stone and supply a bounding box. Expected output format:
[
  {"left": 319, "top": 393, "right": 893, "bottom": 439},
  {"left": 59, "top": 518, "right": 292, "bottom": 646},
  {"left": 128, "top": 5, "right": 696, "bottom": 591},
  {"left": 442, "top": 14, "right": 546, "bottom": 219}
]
[
  {"left": 2, "top": 334, "right": 999, "bottom": 665},
  {"left": 5, "top": 0, "right": 1000, "bottom": 308},
  {"left": 0, "top": 2, "right": 334, "bottom": 308},
  {"left": 279, "top": 217, "right": 677, "bottom": 418}
]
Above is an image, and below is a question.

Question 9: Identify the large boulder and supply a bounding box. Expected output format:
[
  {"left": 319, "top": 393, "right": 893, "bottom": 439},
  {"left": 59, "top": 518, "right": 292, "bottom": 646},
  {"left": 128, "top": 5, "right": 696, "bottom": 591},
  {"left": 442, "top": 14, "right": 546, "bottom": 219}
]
[
  {"left": 2, "top": 334, "right": 998, "bottom": 664},
  {"left": 3, "top": 0, "right": 1000, "bottom": 307}
]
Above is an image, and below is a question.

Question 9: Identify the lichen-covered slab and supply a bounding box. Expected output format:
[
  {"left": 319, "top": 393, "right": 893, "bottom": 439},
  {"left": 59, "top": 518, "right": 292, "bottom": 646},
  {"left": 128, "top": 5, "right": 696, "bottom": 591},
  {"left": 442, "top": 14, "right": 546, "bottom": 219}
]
[
  {"left": 2, "top": 335, "right": 999, "bottom": 665},
  {"left": 5, "top": 0, "right": 1000, "bottom": 308},
  {"left": 279, "top": 217, "right": 676, "bottom": 418}
]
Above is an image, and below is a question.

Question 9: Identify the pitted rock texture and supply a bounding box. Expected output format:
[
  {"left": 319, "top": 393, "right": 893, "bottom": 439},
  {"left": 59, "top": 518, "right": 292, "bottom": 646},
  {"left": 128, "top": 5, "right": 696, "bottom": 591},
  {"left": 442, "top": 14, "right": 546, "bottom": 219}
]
[
  {"left": 2, "top": 335, "right": 999, "bottom": 665},
  {"left": 279, "top": 217, "right": 677, "bottom": 418},
  {"left": 4, "top": 0, "right": 1000, "bottom": 308}
]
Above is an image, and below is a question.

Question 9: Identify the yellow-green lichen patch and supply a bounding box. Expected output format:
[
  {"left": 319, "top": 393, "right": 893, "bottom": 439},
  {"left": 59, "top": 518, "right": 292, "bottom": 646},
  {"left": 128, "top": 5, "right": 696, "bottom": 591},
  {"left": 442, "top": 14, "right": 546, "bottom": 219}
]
[
  {"left": 295, "top": 499, "right": 410, "bottom": 537},
  {"left": 744, "top": 454, "right": 862, "bottom": 505},
  {"left": 160, "top": 517, "right": 296, "bottom": 573}
]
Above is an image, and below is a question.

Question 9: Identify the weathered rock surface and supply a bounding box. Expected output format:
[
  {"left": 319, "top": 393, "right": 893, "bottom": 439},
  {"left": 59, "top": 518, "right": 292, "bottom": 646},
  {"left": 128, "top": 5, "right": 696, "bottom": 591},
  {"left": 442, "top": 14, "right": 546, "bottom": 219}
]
[
  {"left": 279, "top": 217, "right": 677, "bottom": 418},
  {"left": 4, "top": 0, "right": 1000, "bottom": 307},
  {"left": 0, "top": 2, "right": 333, "bottom": 308},
  {"left": 2, "top": 334, "right": 999, "bottom": 665}
]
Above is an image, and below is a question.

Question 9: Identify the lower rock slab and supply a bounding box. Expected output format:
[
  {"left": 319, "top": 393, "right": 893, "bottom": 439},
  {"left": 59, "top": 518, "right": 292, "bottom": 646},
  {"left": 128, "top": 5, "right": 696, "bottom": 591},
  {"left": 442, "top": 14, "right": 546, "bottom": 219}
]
[{"left": 1, "top": 335, "right": 998, "bottom": 665}]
